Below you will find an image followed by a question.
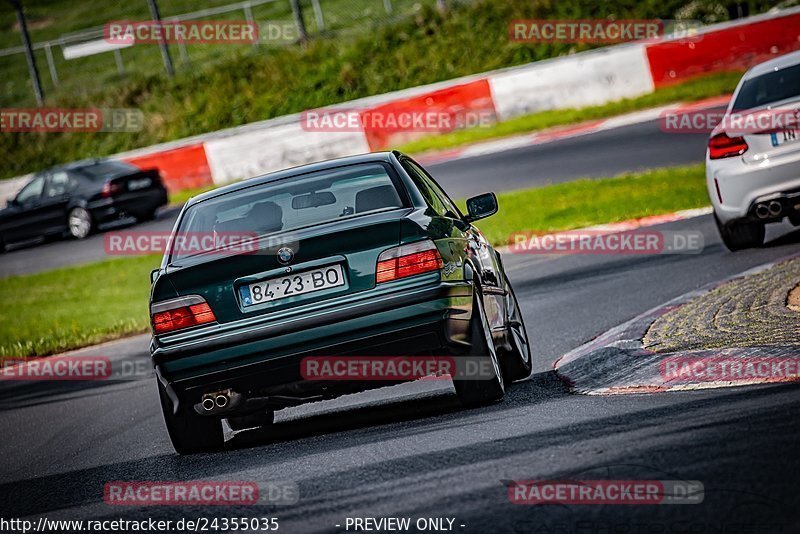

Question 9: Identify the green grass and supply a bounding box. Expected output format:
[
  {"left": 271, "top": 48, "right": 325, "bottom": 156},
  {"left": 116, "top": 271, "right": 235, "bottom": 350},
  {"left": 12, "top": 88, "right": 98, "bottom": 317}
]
[
  {"left": 0, "top": 255, "right": 159, "bottom": 358},
  {"left": 401, "top": 72, "right": 740, "bottom": 154},
  {"left": 3, "top": 0, "right": 781, "bottom": 180},
  {"left": 466, "top": 164, "right": 708, "bottom": 246},
  {"left": 168, "top": 183, "right": 221, "bottom": 206},
  {"left": 0, "top": 163, "right": 709, "bottom": 358}
]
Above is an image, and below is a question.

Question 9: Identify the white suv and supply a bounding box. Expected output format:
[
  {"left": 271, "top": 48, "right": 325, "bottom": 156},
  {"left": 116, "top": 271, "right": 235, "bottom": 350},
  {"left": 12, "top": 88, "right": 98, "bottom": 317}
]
[{"left": 706, "top": 50, "right": 800, "bottom": 250}]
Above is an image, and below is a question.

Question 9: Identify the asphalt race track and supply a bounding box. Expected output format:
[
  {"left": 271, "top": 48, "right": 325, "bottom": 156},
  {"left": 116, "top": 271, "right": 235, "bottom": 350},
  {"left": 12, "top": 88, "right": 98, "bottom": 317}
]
[
  {"left": 3, "top": 104, "right": 800, "bottom": 532},
  {"left": 2, "top": 213, "right": 800, "bottom": 532},
  {"left": 0, "top": 112, "right": 714, "bottom": 278},
  {"left": 428, "top": 116, "right": 712, "bottom": 199}
]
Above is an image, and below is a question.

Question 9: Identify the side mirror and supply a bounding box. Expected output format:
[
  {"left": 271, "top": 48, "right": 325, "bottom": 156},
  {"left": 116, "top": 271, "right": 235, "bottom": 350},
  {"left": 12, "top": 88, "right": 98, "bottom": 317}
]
[
  {"left": 150, "top": 268, "right": 160, "bottom": 284},
  {"left": 464, "top": 192, "right": 498, "bottom": 223}
]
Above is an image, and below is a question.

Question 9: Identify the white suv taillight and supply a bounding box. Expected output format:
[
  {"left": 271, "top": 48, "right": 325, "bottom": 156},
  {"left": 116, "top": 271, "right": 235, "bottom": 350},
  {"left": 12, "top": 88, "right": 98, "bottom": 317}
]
[
  {"left": 151, "top": 295, "right": 216, "bottom": 334},
  {"left": 376, "top": 240, "right": 444, "bottom": 284}
]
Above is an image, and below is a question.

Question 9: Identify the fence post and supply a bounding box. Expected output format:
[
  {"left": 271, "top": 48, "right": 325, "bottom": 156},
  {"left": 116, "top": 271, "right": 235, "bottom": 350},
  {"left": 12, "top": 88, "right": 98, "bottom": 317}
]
[
  {"left": 243, "top": 3, "right": 259, "bottom": 48},
  {"left": 113, "top": 48, "right": 125, "bottom": 74},
  {"left": 146, "top": 0, "right": 175, "bottom": 76},
  {"left": 9, "top": 0, "right": 44, "bottom": 105},
  {"left": 383, "top": 0, "right": 392, "bottom": 15},
  {"left": 44, "top": 43, "right": 59, "bottom": 87},
  {"left": 289, "top": 0, "right": 308, "bottom": 42},
  {"left": 310, "top": 0, "right": 325, "bottom": 31},
  {"left": 177, "top": 40, "right": 190, "bottom": 65}
]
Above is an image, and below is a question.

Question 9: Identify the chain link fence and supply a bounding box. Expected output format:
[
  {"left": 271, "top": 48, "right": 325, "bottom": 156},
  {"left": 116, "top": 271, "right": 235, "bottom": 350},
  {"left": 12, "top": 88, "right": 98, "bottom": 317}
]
[{"left": 1, "top": 0, "right": 444, "bottom": 106}]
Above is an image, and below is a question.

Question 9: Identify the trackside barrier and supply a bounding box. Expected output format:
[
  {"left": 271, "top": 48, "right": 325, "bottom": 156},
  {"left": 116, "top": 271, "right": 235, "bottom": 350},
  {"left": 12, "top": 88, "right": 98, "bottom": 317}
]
[
  {"left": 0, "top": 175, "right": 29, "bottom": 202},
  {"left": 647, "top": 10, "right": 800, "bottom": 88},
  {"left": 645, "top": 11, "right": 800, "bottom": 87},
  {"left": 360, "top": 79, "right": 497, "bottom": 150},
  {"left": 3, "top": 8, "right": 799, "bottom": 192},
  {"left": 203, "top": 121, "right": 371, "bottom": 185},
  {"left": 123, "top": 143, "right": 212, "bottom": 192},
  {"left": 488, "top": 44, "right": 654, "bottom": 121}
]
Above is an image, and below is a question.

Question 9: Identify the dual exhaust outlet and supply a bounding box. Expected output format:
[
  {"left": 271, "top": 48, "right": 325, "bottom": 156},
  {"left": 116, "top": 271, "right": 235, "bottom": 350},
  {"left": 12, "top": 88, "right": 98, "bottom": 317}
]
[
  {"left": 202, "top": 393, "right": 229, "bottom": 411},
  {"left": 196, "top": 389, "right": 241, "bottom": 414},
  {"left": 755, "top": 200, "right": 783, "bottom": 220},
  {"left": 194, "top": 389, "right": 319, "bottom": 416}
]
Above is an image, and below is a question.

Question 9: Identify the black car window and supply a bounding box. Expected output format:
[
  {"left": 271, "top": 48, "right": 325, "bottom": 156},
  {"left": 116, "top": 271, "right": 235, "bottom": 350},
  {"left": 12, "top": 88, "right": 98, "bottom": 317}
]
[
  {"left": 408, "top": 159, "right": 463, "bottom": 219},
  {"left": 15, "top": 175, "right": 45, "bottom": 204},
  {"left": 78, "top": 161, "right": 138, "bottom": 179},
  {"left": 732, "top": 64, "right": 800, "bottom": 111},
  {"left": 44, "top": 171, "right": 71, "bottom": 198},
  {"left": 401, "top": 160, "right": 448, "bottom": 216},
  {"left": 172, "top": 163, "right": 405, "bottom": 262},
  {"left": 402, "top": 159, "right": 461, "bottom": 219}
]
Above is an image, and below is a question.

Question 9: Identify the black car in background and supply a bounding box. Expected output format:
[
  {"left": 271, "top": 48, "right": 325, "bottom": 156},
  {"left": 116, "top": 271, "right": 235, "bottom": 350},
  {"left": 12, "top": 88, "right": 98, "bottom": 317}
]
[{"left": 0, "top": 159, "right": 168, "bottom": 250}]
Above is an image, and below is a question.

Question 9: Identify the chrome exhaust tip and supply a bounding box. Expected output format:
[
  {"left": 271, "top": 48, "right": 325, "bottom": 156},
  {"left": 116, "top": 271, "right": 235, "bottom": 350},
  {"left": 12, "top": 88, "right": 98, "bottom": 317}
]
[
  {"left": 195, "top": 389, "right": 238, "bottom": 414},
  {"left": 755, "top": 203, "right": 770, "bottom": 219},
  {"left": 768, "top": 200, "right": 783, "bottom": 217}
]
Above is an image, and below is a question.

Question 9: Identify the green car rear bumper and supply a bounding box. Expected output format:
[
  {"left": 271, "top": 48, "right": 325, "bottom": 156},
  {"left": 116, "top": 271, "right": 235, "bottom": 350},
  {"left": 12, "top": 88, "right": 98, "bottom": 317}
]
[{"left": 152, "top": 274, "right": 474, "bottom": 411}]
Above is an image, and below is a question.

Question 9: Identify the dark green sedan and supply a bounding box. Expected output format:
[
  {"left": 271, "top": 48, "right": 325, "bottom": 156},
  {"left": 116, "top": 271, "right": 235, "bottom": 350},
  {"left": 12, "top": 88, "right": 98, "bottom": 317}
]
[{"left": 150, "top": 151, "right": 531, "bottom": 454}]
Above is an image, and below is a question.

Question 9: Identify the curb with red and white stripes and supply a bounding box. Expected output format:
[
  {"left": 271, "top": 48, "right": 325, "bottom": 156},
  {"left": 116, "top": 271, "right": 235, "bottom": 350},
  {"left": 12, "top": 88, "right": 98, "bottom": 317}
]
[
  {"left": 2, "top": 8, "right": 798, "bottom": 199},
  {"left": 553, "top": 251, "right": 800, "bottom": 395}
]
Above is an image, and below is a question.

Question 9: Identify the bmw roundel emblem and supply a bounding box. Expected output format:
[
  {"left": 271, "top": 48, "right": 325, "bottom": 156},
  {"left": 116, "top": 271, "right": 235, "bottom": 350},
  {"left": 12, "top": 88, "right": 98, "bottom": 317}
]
[{"left": 277, "top": 246, "right": 294, "bottom": 265}]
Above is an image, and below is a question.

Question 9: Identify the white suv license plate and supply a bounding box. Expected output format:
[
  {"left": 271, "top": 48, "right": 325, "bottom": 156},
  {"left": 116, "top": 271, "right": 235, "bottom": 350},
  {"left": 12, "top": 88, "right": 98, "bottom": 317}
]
[
  {"left": 240, "top": 264, "right": 345, "bottom": 306},
  {"left": 771, "top": 129, "right": 799, "bottom": 147}
]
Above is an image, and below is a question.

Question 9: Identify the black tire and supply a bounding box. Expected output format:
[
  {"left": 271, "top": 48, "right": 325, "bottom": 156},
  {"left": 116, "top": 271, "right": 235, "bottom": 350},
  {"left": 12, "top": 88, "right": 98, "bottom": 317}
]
[
  {"left": 453, "top": 291, "right": 505, "bottom": 406},
  {"left": 138, "top": 209, "right": 158, "bottom": 222},
  {"left": 157, "top": 380, "right": 224, "bottom": 455},
  {"left": 714, "top": 213, "right": 764, "bottom": 251},
  {"left": 500, "top": 277, "right": 532, "bottom": 382}
]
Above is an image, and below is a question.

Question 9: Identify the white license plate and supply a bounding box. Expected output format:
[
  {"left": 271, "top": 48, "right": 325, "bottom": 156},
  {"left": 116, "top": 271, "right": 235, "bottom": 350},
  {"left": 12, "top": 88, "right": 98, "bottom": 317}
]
[
  {"left": 240, "top": 264, "right": 345, "bottom": 306},
  {"left": 771, "top": 129, "right": 800, "bottom": 147},
  {"left": 128, "top": 178, "right": 152, "bottom": 190}
]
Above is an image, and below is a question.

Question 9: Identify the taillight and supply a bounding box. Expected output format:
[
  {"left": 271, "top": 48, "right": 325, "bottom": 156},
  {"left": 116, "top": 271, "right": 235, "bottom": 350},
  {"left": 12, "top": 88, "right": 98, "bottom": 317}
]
[
  {"left": 376, "top": 240, "right": 444, "bottom": 284},
  {"left": 708, "top": 132, "right": 748, "bottom": 160},
  {"left": 101, "top": 181, "right": 123, "bottom": 198},
  {"left": 151, "top": 296, "right": 216, "bottom": 334}
]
